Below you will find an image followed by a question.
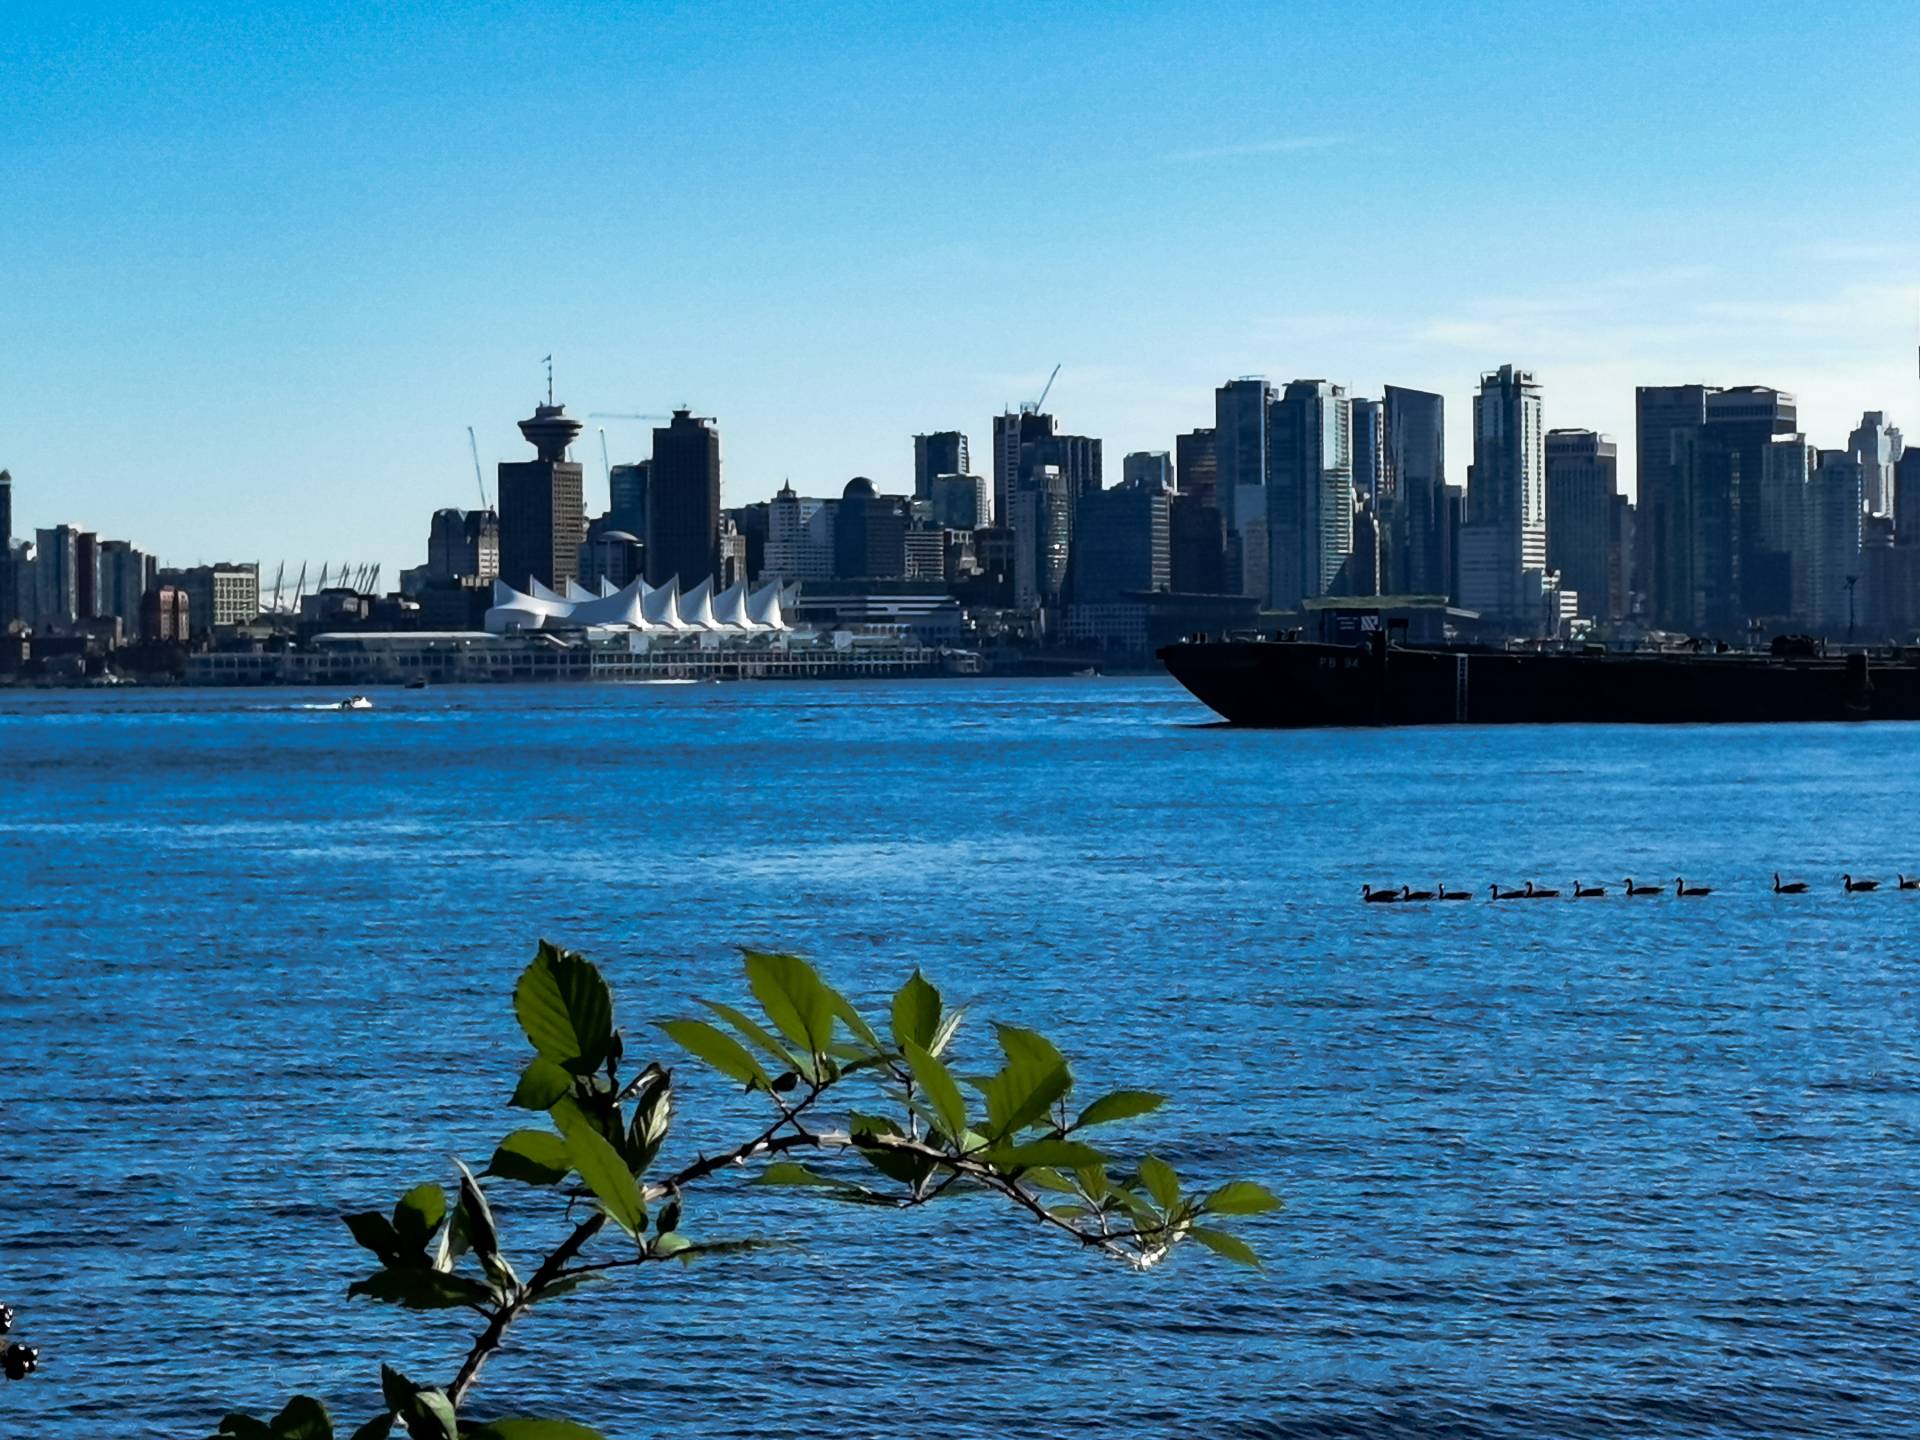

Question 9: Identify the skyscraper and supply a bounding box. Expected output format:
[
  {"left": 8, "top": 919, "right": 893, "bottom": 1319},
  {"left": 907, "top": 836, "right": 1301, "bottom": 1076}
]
[
  {"left": 914, "top": 431, "right": 970, "bottom": 501},
  {"left": 1635, "top": 383, "right": 1717, "bottom": 628},
  {"left": 1122, "top": 451, "right": 1173, "bottom": 492},
  {"left": 992, "top": 410, "right": 1101, "bottom": 524},
  {"left": 1070, "top": 483, "right": 1170, "bottom": 604},
  {"left": 1809, "top": 450, "right": 1865, "bottom": 633},
  {"left": 646, "top": 409, "right": 721, "bottom": 586},
  {"left": 1383, "top": 386, "right": 1447, "bottom": 598},
  {"left": 428, "top": 508, "right": 501, "bottom": 581},
  {"left": 498, "top": 400, "right": 585, "bottom": 591},
  {"left": 1175, "top": 428, "right": 1218, "bottom": 506},
  {"left": 1213, "top": 379, "right": 1272, "bottom": 601},
  {"left": 1544, "top": 429, "right": 1618, "bottom": 621},
  {"left": 1267, "top": 379, "right": 1352, "bottom": 607},
  {"left": 1849, "top": 411, "right": 1905, "bottom": 516},
  {"left": 1459, "top": 365, "right": 1546, "bottom": 628},
  {"left": 608, "top": 461, "right": 649, "bottom": 539}
]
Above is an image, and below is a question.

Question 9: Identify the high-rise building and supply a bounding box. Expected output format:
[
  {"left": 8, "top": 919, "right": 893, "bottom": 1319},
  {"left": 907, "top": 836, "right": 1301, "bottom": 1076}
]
[
  {"left": 1708, "top": 386, "right": 1797, "bottom": 623},
  {"left": 1351, "top": 399, "right": 1388, "bottom": 511},
  {"left": 578, "top": 530, "right": 643, "bottom": 590},
  {"left": 1267, "top": 379, "right": 1353, "bottom": 608},
  {"left": 1213, "top": 379, "right": 1272, "bottom": 601},
  {"left": 1849, "top": 411, "right": 1905, "bottom": 516},
  {"left": 763, "top": 484, "right": 834, "bottom": 582},
  {"left": 928, "top": 473, "right": 989, "bottom": 531},
  {"left": 1122, "top": 451, "right": 1173, "bottom": 492},
  {"left": 1635, "top": 383, "right": 1718, "bottom": 629},
  {"left": 32, "top": 525, "right": 81, "bottom": 625},
  {"left": 0, "top": 469, "right": 13, "bottom": 627},
  {"left": 1383, "top": 386, "right": 1448, "bottom": 598},
  {"left": 914, "top": 431, "right": 970, "bottom": 501},
  {"left": 646, "top": 409, "right": 721, "bottom": 586},
  {"left": 97, "top": 540, "right": 152, "bottom": 640},
  {"left": 1898, "top": 448, "right": 1920, "bottom": 544},
  {"left": 992, "top": 411, "right": 1101, "bottom": 524},
  {"left": 1809, "top": 450, "right": 1865, "bottom": 634},
  {"left": 833, "top": 477, "right": 910, "bottom": 580},
  {"left": 498, "top": 401, "right": 585, "bottom": 590},
  {"left": 1011, "top": 466, "right": 1071, "bottom": 610},
  {"left": 428, "top": 508, "right": 501, "bottom": 581},
  {"left": 1176, "top": 428, "right": 1218, "bottom": 506},
  {"left": 1070, "top": 483, "right": 1170, "bottom": 604},
  {"left": 1459, "top": 365, "right": 1547, "bottom": 628},
  {"left": 1758, "top": 434, "right": 1813, "bottom": 622},
  {"left": 1170, "top": 493, "right": 1227, "bottom": 594},
  {"left": 608, "top": 461, "right": 650, "bottom": 540},
  {"left": 156, "top": 562, "right": 259, "bottom": 635},
  {"left": 1544, "top": 429, "right": 1618, "bottom": 621},
  {"left": 141, "top": 584, "right": 190, "bottom": 645}
]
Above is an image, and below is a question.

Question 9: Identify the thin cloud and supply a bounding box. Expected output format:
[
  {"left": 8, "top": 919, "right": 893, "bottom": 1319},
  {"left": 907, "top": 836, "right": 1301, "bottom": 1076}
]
[{"left": 1164, "top": 135, "right": 1347, "bottom": 162}]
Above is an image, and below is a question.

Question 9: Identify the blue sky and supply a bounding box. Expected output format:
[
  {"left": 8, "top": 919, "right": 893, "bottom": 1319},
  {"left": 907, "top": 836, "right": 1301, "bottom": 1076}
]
[{"left": 5, "top": 0, "right": 1919, "bottom": 580}]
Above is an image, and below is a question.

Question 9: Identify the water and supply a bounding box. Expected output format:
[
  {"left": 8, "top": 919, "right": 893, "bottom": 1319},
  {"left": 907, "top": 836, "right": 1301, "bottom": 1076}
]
[{"left": 4, "top": 678, "right": 1920, "bottom": 1438}]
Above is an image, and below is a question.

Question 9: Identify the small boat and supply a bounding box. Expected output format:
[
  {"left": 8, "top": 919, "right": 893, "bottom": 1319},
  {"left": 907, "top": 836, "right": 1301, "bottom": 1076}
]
[
  {"left": 336, "top": 695, "right": 374, "bottom": 712},
  {"left": 405, "top": 677, "right": 429, "bottom": 690}
]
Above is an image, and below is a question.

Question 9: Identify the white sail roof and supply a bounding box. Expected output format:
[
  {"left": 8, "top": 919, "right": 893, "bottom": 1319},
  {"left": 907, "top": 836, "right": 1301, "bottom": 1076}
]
[{"left": 485, "top": 575, "right": 787, "bottom": 636}]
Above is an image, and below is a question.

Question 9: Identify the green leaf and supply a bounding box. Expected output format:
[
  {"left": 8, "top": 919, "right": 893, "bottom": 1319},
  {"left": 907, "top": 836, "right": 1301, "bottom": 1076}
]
[
  {"left": 486, "top": 1129, "right": 573, "bottom": 1187},
  {"left": 343, "top": 1211, "right": 402, "bottom": 1264},
  {"left": 982, "top": 1046, "right": 1072, "bottom": 1140},
  {"left": 348, "top": 1417, "right": 394, "bottom": 1440},
  {"left": 903, "top": 1040, "right": 967, "bottom": 1141},
  {"left": 624, "top": 1072, "right": 673, "bottom": 1176},
  {"left": 755, "top": 1160, "right": 865, "bottom": 1192},
  {"left": 650, "top": 1231, "right": 691, "bottom": 1257},
  {"left": 890, "top": 969, "right": 941, "bottom": 1052},
  {"left": 1021, "top": 1166, "right": 1078, "bottom": 1194},
  {"left": 1187, "top": 1225, "right": 1262, "bottom": 1268},
  {"left": 391, "top": 1184, "right": 446, "bottom": 1250},
  {"left": 1074, "top": 1090, "right": 1166, "bottom": 1130},
  {"left": 742, "top": 950, "right": 836, "bottom": 1056},
  {"left": 698, "top": 1000, "right": 803, "bottom": 1071},
  {"left": 464, "top": 1422, "right": 608, "bottom": 1440},
  {"left": 1202, "top": 1181, "right": 1283, "bottom": 1215},
  {"left": 399, "top": 1388, "right": 458, "bottom": 1440},
  {"left": 826, "top": 985, "right": 881, "bottom": 1051},
  {"left": 556, "top": 1101, "right": 646, "bottom": 1236},
  {"left": 347, "top": 1268, "right": 493, "bottom": 1310},
  {"left": 453, "top": 1160, "right": 500, "bottom": 1265},
  {"left": 979, "top": 1138, "right": 1108, "bottom": 1171},
  {"left": 510, "top": 1057, "right": 574, "bottom": 1110},
  {"left": 513, "top": 943, "right": 615, "bottom": 1076},
  {"left": 1138, "top": 1155, "right": 1181, "bottom": 1211},
  {"left": 380, "top": 1364, "right": 417, "bottom": 1411},
  {"left": 657, "top": 1019, "right": 769, "bottom": 1091},
  {"left": 270, "top": 1398, "right": 334, "bottom": 1440}
]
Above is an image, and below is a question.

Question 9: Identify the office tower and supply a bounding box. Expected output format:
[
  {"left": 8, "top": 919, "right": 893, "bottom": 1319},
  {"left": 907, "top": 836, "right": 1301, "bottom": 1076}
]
[
  {"left": 33, "top": 525, "right": 80, "bottom": 624},
  {"left": 1122, "top": 451, "right": 1173, "bottom": 492},
  {"left": 724, "top": 502, "right": 768, "bottom": 582},
  {"left": 1758, "top": 434, "right": 1813, "bottom": 621},
  {"left": 929, "top": 473, "right": 989, "bottom": 531},
  {"left": 1708, "top": 386, "right": 1798, "bottom": 622},
  {"left": 1635, "top": 384, "right": 1717, "bottom": 628},
  {"left": 1176, "top": 428, "right": 1218, "bottom": 505},
  {"left": 833, "top": 477, "right": 910, "bottom": 580},
  {"left": 141, "top": 585, "right": 190, "bottom": 644},
  {"left": 1544, "top": 429, "right": 1618, "bottom": 621},
  {"left": 1607, "top": 496, "right": 1635, "bottom": 621},
  {"left": 1351, "top": 399, "right": 1387, "bottom": 509},
  {"left": 0, "top": 468, "right": 11, "bottom": 552},
  {"left": 716, "top": 520, "right": 749, "bottom": 589},
  {"left": 1459, "top": 366, "right": 1546, "bottom": 628},
  {"left": 992, "top": 410, "right": 1101, "bottom": 524},
  {"left": 1849, "top": 411, "right": 1904, "bottom": 516},
  {"left": 97, "top": 540, "right": 151, "bottom": 640},
  {"left": 1011, "top": 466, "right": 1071, "bottom": 610},
  {"left": 608, "top": 461, "right": 649, "bottom": 539},
  {"left": 646, "top": 408, "right": 721, "bottom": 586},
  {"left": 1071, "top": 484, "right": 1170, "bottom": 604},
  {"left": 914, "top": 431, "right": 970, "bottom": 501},
  {"left": 1267, "top": 379, "right": 1353, "bottom": 607},
  {"left": 578, "top": 531, "right": 643, "bottom": 590},
  {"left": 1809, "top": 450, "right": 1865, "bottom": 633},
  {"left": 1383, "top": 386, "right": 1448, "bottom": 598},
  {"left": 1349, "top": 398, "right": 1388, "bottom": 596},
  {"left": 155, "top": 563, "right": 259, "bottom": 635},
  {"left": 1170, "top": 493, "right": 1227, "bottom": 593},
  {"left": 1213, "top": 379, "right": 1273, "bottom": 601},
  {"left": 763, "top": 483, "right": 834, "bottom": 581},
  {"left": 1898, "top": 448, "right": 1920, "bottom": 543},
  {"left": 428, "top": 508, "right": 501, "bottom": 581},
  {"left": 498, "top": 400, "right": 585, "bottom": 590}
]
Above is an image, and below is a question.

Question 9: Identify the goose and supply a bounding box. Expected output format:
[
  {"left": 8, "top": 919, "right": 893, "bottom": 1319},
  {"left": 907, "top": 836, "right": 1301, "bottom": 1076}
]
[
  {"left": 1675, "top": 877, "right": 1712, "bottom": 897},
  {"left": 1900, "top": 874, "right": 1920, "bottom": 891},
  {"left": 1489, "top": 884, "right": 1526, "bottom": 901},
  {"left": 1844, "top": 873, "right": 1880, "bottom": 893},
  {"left": 1401, "top": 885, "right": 1437, "bottom": 902},
  {"left": 1361, "top": 883, "right": 1402, "bottom": 903},
  {"left": 1437, "top": 884, "right": 1472, "bottom": 901},
  {"left": 1623, "top": 877, "right": 1661, "bottom": 896},
  {"left": 1523, "top": 881, "right": 1561, "bottom": 899},
  {"left": 1573, "top": 882, "right": 1606, "bottom": 898},
  {"left": 1772, "top": 873, "right": 1809, "bottom": 894}
]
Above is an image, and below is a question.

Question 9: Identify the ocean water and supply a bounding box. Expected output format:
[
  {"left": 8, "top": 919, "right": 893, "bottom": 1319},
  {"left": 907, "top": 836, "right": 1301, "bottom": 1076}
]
[{"left": 3, "top": 677, "right": 1920, "bottom": 1438}]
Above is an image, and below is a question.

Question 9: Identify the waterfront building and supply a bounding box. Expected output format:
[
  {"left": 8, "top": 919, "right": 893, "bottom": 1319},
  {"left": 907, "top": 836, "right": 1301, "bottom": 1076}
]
[
  {"left": 913, "top": 431, "right": 969, "bottom": 501},
  {"left": 1213, "top": 378, "right": 1273, "bottom": 602},
  {"left": 141, "top": 583, "right": 190, "bottom": 644},
  {"left": 1070, "top": 481, "right": 1170, "bottom": 605},
  {"left": 1176, "top": 428, "right": 1217, "bottom": 505},
  {"left": 608, "top": 461, "right": 649, "bottom": 539},
  {"left": 833, "top": 477, "right": 910, "bottom": 580},
  {"left": 928, "top": 472, "right": 989, "bottom": 531},
  {"left": 157, "top": 563, "right": 260, "bottom": 636},
  {"left": 762, "top": 483, "right": 834, "bottom": 582},
  {"left": 498, "top": 400, "right": 585, "bottom": 591},
  {"left": 1849, "top": 411, "right": 1904, "bottom": 516},
  {"left": 1267, "top": 379, "right": 1353, "bottom": 608},
  {"left": 1383, "top": 385, "right": 1448, "bottom": 599},
  {"left": 1544, "top": 429, "right": 1619, "bottom": 621},
  {"left": 1122, "top": 451, "right": 1173, "bottom": 493},
  {"left": 646, "top": 409, "right": 721, "bottom": 587},
  {"left": 1458, "top": 366, "right": 1546, "bottom": 629},
  {"left": 903, "top": 528, "right": 949, "bottom": 582},
  {"left": 428, "top": 508, "right": 501, "bottom": 582},
  {"left": 1635, "top": 383, "right": 1718, "bottom": 629}
]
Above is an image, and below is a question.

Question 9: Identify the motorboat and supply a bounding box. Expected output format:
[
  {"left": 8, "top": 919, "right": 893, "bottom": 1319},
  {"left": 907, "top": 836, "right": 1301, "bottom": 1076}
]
[{"left": 336, "top": 695, "right": 374, "bottom": 711}]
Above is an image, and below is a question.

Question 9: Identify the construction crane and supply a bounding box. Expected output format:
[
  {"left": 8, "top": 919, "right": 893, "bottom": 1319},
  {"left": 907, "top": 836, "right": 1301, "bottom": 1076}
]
[
  {"left": 588, "top": 412, "right": 671, "bottom": 422},
  {"left": 598, "top": 427, "right": 611, "bottom": 490},
  {"left": 1033, "top": 363, "right": 1061, "bottom": 413},
  {"left": 467, "top": 427, "right": 489, "bottom": 509}
]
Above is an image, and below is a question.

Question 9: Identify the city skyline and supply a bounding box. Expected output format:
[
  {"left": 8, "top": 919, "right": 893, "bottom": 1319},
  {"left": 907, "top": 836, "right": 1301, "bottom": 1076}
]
[{"left": 6, "top": 1, "right": 1920, "bottom": 577}]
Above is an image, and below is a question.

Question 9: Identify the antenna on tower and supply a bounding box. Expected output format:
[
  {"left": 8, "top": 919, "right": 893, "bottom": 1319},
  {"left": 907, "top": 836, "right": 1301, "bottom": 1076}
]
[{"left": 542, "top": 354, "right": 554, "bottom": 407}]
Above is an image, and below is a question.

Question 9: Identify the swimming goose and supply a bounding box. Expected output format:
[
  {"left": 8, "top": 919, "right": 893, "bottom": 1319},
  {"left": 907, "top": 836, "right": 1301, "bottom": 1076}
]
[
  {"left": 1623, "top": 877, "right": 1661, "bottom": 896},
  {"left": 1675, "top": 877, "right": 1712, "bottom": 897},
  {"left": 1437, "top": 884, "right": 1472, "bottom": 901},
  {"left": 1523, "top": 881, "right": 1561, "bottom": 899},
  {"left": 1844, "top": 873, "right": 1880, "bottom": 893},
  {"left": 1772, "top": 873, "right": 1809, "bottom": 894},
  {"left": 1489, "top": 884, "right": 1525, "bottom": 901},
  {"left": 1900, "top": 874, "right": 1920, "bottom": 890},
  {"left": 1401, "top": 885, "right": 1437, "bottom": 902},
  {"left": 1573, "top": 882, "right": 1606, "bottom": 898},
  {"left": 1361, "top": 883, "right": 1401, "bottom": 903}
]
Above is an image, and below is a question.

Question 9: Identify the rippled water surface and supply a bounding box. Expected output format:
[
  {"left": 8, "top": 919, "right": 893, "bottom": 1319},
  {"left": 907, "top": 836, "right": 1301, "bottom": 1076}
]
[{"left": 4, "top": 678, "right": 1920, "bottom": 1438}]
